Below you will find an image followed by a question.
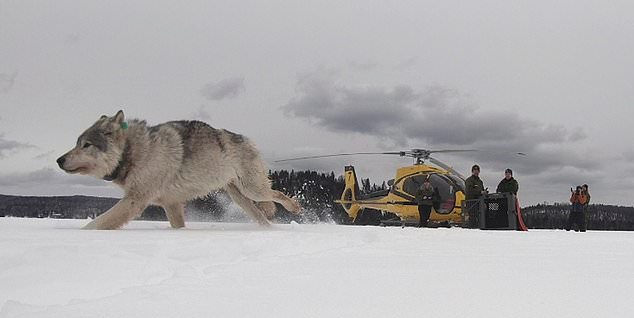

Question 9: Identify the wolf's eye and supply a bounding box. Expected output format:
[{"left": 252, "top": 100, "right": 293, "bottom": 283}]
[
  {"left": 82, "top": 142, "right": 92, "bottom": 149},
  {"left": 104, "top": 131, "right": 113, "bottom": 137}
]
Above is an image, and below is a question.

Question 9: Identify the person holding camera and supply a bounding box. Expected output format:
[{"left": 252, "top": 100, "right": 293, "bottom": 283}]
[
  {"left": 566, "top": 186, "right": 588, "bottom": 232},
  {"left": 415, "top": 178, "right": 438, "bottom": 227},
  {"left": 581, "top": 184, "right": 591, "bottom": 231}
]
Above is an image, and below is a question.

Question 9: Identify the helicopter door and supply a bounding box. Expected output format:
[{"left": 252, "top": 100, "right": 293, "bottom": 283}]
[
  {"left": 402, "top": 174, "right": 457, "bottom": 214},
  {"left": 430, "top": 174, "right": 458, "bottom": 214}
]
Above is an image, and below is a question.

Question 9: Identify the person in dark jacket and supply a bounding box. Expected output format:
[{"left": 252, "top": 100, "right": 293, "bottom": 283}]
[
  {"left": 464, "top": 164, "right": 486, "bottom": 201},
  {"left": 415, "top": 178, "right": 436, "bottom": 227},
  {"left": 496, "top": 168, "right": 519, "bottom": 195}
]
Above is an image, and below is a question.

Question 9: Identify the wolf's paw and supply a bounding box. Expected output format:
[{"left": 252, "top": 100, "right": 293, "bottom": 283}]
[
  {"left": 258, "top": 218, "right": 273, "bottom": 227},
  {"left": 257, "top": 201, "right": 277, "bottom": 219},
  {"left": 288, "top": 200, "right": 302, "bottom": 214},
  {"left": 82, "top": 221, "right": 98, "bottom": 230},
  {"left": 82, "top": 220, "right": 117, "bottom": 230}
]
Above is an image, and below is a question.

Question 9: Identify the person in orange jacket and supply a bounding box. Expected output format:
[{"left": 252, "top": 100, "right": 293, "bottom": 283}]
[
  {"left": 566, "top": 186, "right": 588, "bottom": 232},
  {"left": 581, "top": 184, "right": 591, "bottom": 231}
]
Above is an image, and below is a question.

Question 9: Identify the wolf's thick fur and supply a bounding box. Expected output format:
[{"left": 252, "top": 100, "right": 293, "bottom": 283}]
[{"left": 57, "top": 110, "right": 300, "bottom": 230}]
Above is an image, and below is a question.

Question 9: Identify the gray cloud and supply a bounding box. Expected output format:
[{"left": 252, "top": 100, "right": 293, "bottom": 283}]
[
  {"left": 567, "top": 130, "right": 587, "bottom": 142},
  {"left": 0, "top": 72, "right": 17, "bottom": 93},
  {"left": 0, "top": 133, "right": 34, "bottom": 158},
  {"left": 536, "top": 170, "right": 597, "bottom": 187},
  {"left": 348, "top": 61, "right": 378, "bottom": 72},
  {"left": 623, "top": 149, "right": 634, "bottom": 162},
  {"left": 200, "top": 77, "right": 246, "bottom": 101},
  {"left": 394, "top": 57, "right": 418, "bottom": 70},
  {"left": 282, "top": 70, "right": 415, "bottom": 145},
  {"left": 282, "top": 70, "right": 596, "bottom": 176},
  {"left": 64, "top": 33, "right": 81, "bottom": 45}
]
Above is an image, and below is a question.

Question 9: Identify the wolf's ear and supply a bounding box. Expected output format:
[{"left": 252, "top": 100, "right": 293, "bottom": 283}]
[{"left": 113, "top": 110, "right": 125, "bottom": 124}]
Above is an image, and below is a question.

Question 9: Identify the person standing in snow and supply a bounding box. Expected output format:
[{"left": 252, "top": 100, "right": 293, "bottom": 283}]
[
  {"left": 566, "top": 186, "right": 588, "bottom": 232},
  {"left": 581, "top": 184, "right": 591, "bottom": 231},
  {"left": 465, "top": 164, "right": 486, "bottom": 201},
  {"left": 415, "top": 178, "right": 436, "bottom": 227},
  {"left": 496, "top": 168, "right": 519, "bottom": 195},
  {"left": 464, "top": 165, "right": 487, "bottom": 228}
]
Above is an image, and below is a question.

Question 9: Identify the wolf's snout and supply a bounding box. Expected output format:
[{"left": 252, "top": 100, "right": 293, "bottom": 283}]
[{"left": 56, "top": 156, "right": 66, "bottom": 168}]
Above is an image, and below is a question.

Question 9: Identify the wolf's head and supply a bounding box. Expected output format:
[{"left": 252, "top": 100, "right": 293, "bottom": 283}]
[{"left": 57, "top": 110, "right": 128, "bottom": 179}]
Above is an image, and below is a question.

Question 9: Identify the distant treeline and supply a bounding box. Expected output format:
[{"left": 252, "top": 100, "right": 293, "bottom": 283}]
[
  {"left": 1, "top": 169, "right": 633, "bottom": 230},
  {"left": 0, "top": 194, "right": 167, "bottom": 220},
  {"left": 522, "top": 203, "right": 634, "bottom": 231}
]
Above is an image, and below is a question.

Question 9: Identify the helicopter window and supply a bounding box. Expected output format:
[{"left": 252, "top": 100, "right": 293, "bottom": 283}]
[
  {"left": 402, "top": 174, "right": 457, "bottom": 214},
  {"left": 402, "top": 174, "right": 428, "bottom": 196}
]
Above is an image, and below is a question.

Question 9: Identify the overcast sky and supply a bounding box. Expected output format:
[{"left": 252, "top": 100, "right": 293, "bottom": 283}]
[{"left": 1, "top": 0, "right": 633, "bottom": 206}]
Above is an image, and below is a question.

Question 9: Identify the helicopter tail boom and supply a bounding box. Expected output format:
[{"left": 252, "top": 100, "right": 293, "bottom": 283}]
[
  {"left": 338, "top": 166, "right": 363, "bottom": 220},
  {"left": 342, "top": 166, "right": 361, "bottom": 201}
]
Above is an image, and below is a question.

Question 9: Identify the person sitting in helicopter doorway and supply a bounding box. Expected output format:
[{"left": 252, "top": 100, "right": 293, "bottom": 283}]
[
  {"left": 415, "top": 178, "right": 437, "bottom": 227},
  {"left": 581, "top": 184, "right": 591, "bottom": 231},
  {"left": 465, "top": 164, "right": 486, "bottom": 200},
  {"left": 566, "top": 186, "right": 588, "bottom": 232},
  {"left": 496, "top": 168, "right": 519, "bottom": 195}
]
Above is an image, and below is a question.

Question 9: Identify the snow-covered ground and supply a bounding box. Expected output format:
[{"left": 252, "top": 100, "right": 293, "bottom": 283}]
[{"left": 0, "top": 218, "right": 632, "bottom": 318}]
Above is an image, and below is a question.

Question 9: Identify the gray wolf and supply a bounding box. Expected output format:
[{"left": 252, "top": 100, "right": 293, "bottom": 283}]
[{"left": 56, "top": 110, "right": 301, "bottom": 230}]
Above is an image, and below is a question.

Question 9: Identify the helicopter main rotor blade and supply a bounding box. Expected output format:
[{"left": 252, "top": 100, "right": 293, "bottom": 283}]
[
  {"left": 425, "top": 149, "right": 526, "bottom": 156},
  {"left": 428, "top": 156, "right": 466, "bottom": 179},
  {"left": 274, "top": 151, "right": 403, "bottom": 163},
  {"left": 428, "top": 149, "right": 478, "bottom": 154}
]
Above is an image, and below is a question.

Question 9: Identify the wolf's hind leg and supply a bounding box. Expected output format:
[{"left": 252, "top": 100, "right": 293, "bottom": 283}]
[
  {"left": 225, "top": 183, "right": 271, "bottom": 226},
  {"left": 83, "top": 195, "right": 148, "bottom": 230},
  {"left": 164, "top": 202, "right": 186, "bottom": 228},
  {"left": 237, "top": 179, "right": 302, "bottom": 214},
  {"left": 270, "top": 190, "right": 301, "bottom": 214},
  {"left": 256, "top": 201, "right": 277, "bottom": 219}
]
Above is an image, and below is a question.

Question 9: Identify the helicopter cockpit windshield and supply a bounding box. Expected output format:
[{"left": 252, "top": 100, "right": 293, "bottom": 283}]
[{"left": 402, "top": 173, "right": 462, "bottom": 214}]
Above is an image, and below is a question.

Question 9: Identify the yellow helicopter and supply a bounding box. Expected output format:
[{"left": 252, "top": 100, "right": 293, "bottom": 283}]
[{"left": 276, "top": 149, "right": 476, "bottom": 226}]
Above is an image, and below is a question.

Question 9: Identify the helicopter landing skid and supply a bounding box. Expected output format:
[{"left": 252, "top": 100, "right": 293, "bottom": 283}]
[{"left": 380, "top": 218, "right": 454, "bottom": 228}]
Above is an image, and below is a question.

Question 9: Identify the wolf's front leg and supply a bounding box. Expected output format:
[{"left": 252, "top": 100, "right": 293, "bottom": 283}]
[{"left": 83, "top": 195, "right": 149, "bottom": 230}]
